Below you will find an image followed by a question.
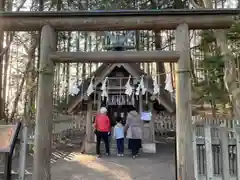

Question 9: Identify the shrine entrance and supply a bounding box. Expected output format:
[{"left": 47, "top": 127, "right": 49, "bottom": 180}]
[
  {"left": 6, "top": 9, "right": 232, "bottom": 180},
  {"left": 107, "top": 105, "right": 135, "bottom": 126}
]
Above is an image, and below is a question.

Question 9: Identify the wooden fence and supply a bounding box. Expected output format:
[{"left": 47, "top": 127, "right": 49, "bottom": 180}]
[
  {"left": 26, "top": 113, "right": 86, "bottom": 147},
  {"left": 154, "top": 115, "right": 240, "bottom": 180},
  {"left": 192, "top": 117, "right": 240, "bottom": 180}
]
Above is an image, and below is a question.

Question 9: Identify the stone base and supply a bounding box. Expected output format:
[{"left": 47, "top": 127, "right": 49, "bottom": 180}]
[
  {"left": 84, "top": 141, "right": 96, "bottom": 154},
  {"left": 142, "top": 143, "right": 156, "bottom": 153},
  {"left": 85, "top": 141, "right": 156, "bottom": 154}
]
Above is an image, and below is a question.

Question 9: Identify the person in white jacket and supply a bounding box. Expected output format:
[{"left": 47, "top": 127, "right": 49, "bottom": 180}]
[{"left": 113, "top": 117, "right": 125, "bottom": 156}]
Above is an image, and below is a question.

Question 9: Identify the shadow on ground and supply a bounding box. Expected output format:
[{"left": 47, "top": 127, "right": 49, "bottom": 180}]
[{"left": 51, "top": 143, "right": 176, "bottom": 180}]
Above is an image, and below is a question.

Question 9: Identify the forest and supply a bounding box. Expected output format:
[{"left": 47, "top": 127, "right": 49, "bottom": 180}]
[{"left": 0, "top": 0, "right": 238, "bottom": 125}]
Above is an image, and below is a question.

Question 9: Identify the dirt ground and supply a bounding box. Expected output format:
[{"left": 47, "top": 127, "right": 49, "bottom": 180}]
[
  {"left": 0, "top": 142, "right": 175, "bottom": 180},
  {"left": 51, "top": 143, "right": 176, "bottom": 180}
]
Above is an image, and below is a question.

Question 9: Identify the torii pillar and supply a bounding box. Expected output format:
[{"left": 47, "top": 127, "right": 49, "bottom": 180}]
[
  {"left": 175, "top": 23, "right": 195, "bottom": 179},
  {"left": 33, "top": 25, "right": 56, "bottom": 180}
]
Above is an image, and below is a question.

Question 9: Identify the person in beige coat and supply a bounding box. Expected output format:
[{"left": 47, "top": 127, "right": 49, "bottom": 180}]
[{"left": 125, "top": 107, "right": 143, "bottom": 158}]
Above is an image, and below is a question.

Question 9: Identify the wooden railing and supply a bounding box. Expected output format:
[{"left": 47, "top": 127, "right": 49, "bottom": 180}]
[{"left": 26, "top": 112, "right": 86, "bottom": 150}]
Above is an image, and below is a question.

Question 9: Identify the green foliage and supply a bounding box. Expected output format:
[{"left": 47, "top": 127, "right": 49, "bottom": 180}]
[
  {"left": 193, "top": 54, "right": 228, "bottom": 106},
  {"left": 194, "top": 20, "right": 240, "bottom": 114},
  {"left": 193, "top": 30, "right": 230, "bottom": 111},
  {"left": 200, "top": 30, "right": 216, "bottom": 50}
]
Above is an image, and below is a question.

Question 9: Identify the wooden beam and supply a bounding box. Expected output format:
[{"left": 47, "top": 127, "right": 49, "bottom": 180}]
[
  {"left": 0, "top": 9, "right": 237, "bottom": 31},
  {"left": 50, "top": 51, "right": 180, "bottom": 63},
  {"left": 86, "top": 102, "right": 92, "bottom": 142},
  {"left": 175, "top": 23, "right": 194, "bottom": 179},
  {"left": 32, "top": 25, "right": 56, "bottom": 180}
]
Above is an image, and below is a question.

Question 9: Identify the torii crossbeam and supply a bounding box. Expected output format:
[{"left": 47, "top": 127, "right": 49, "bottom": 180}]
[{"left": 0, "top": 9, "right": 238, "bottom": 31}]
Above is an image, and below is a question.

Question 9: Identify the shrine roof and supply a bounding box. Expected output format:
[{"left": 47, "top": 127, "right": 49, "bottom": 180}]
[{"left": 66, "top": 63, "right": 175, "bottom": 114}]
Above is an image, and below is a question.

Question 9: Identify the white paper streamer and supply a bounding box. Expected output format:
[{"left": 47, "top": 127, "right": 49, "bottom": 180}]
[
  {"left": 125, "top": 75, "right": 133, "bottom": 96},
  {"left": 136, "top": 75, "right": 147, "bottom": 96},
  {"left": 101, "top": 77, "right": 108, "bottom": 100},
  {"left": 86, "top": 76, "right": 95, "bottom": 96},
  {"left": 165, "top": 73, "right": 173, "bottom": 93},
  {"left": 69, "top": 81, "right": 80, "bottom": 96},
  {"left": 153, "top": 76, "right": 160, "bottom": 95}
]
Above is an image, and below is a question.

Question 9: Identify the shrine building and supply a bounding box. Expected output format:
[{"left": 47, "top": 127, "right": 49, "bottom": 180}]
[{"left": 66, "top": 63, "right": 175, "bottom": 153}]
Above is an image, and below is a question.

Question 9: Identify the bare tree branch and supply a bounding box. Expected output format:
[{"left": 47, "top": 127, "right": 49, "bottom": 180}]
[{"left": 0, "top": 0, "right": 28, "bottom": 58}]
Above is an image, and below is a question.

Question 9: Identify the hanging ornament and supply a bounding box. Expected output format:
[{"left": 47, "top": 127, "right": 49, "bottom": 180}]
[
  {"left": 136, "top": 75, "right": 147, "bottom": 96},
  {"left": 165, "top": 73, "right": 173, "bottom": 93},
  {"left": 165, "top": 72, "right": 174, "bottom": 102},
  {"left": 101, "top": 77, "right": 108, "bottom": 101},
  {"left": 141, "top": 75, "right": 147, "bottom": 95},
  {"left": 69, "top": 81, "right": 80, "bottom": 96},
  {"left": 153, "top": 76, "right": 160, "bottom": 95},
  {"left": 86, "top": 76, "right": 95, "bottom": 96},
  {"left": 135, "top": 84, "right": 140, "bottom": 96},
  {"left": 125, "top": 75, "right": 133, "bottom": 96}
]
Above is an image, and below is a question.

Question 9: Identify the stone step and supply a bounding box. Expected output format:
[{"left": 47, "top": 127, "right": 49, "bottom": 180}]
[{"left": 98, "top": 142, "right": 131, "bottom": 155}]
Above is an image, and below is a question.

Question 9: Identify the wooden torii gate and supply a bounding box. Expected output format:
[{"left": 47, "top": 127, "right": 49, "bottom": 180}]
[{"left": 0, "top": 9, "right": 237, "bottom": 180}]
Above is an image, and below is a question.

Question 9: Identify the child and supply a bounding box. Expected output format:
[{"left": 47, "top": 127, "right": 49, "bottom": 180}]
[{"left": 113, "top": 117, "right": 124, "bottom": 156}]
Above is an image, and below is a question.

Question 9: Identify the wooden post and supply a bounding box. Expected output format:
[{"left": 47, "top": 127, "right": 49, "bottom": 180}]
[
  {"left": 86, "top": 102, "right": 92, "bottom": 142},
  {"left": 204, "top": 125, "right": 213, "bottom": 180},
  {"left": 93, "top": 92, "right": 101, "bottom": 142},
  {"left": 149, "top": 102, "right": 155, "bottom": 142},
  {"left": 139, "top": 93, "right": 143, "bottom": 114},
  {"left": 18, "top": 125, "right": 28, "bottom": 180},
  {"left": 175, "top": 23, "right": 195, "bottom": 179},
  {"left": 192, "top": 123, "right": 198, "bottom": 180},
  {"left": 220, "top": 124, "right": 230, "bottom": 180},
  {"left": 32, "top": 25, "right": 56, "bottom": 180},
  {"left": 234, "top": 123, "right": 240, "bottom": 180}
]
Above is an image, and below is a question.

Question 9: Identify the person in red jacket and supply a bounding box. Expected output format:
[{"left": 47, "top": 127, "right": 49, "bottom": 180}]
[{"left": 94, "top": 107, "right": 111, "bottom": 157}]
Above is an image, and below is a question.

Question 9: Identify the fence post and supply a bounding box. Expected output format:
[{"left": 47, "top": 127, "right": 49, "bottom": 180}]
[
  {"left": 204, "top": 124, "right": 213, "bottom": 180},
  {"left": 220, "top": 124, "right": 230, "bottom": 180},
  {"left": 234, "top": 122, "right": 240, "bottom": 180},
  {"left": 192, "top": 123, "right": 198, "bottom": 180}
]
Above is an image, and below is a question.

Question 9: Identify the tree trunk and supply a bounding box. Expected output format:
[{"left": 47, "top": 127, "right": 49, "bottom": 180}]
[
  {"left": 2, "top": 32, "right": 10, "bottom": 122},
  {"left": 151, "top": 0, "right": 165, "bottom": 84},
  {"left": 82, "top": 32, "right": 87, "bottom": 79},
  {"left": 9, "top": 35, "right": 38, "bottom": 122},
  {"left": 0, "top": 0, "right": 5, "bottom": 120},
  {"left": 76, "top": 31, "right": 80, "bottom": 84},
  {"left": 135, "top": 30, "right": 140, "bottom": 68},
  {"left": 65, "top": 32, "right": 71, "bottom": 103}
]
